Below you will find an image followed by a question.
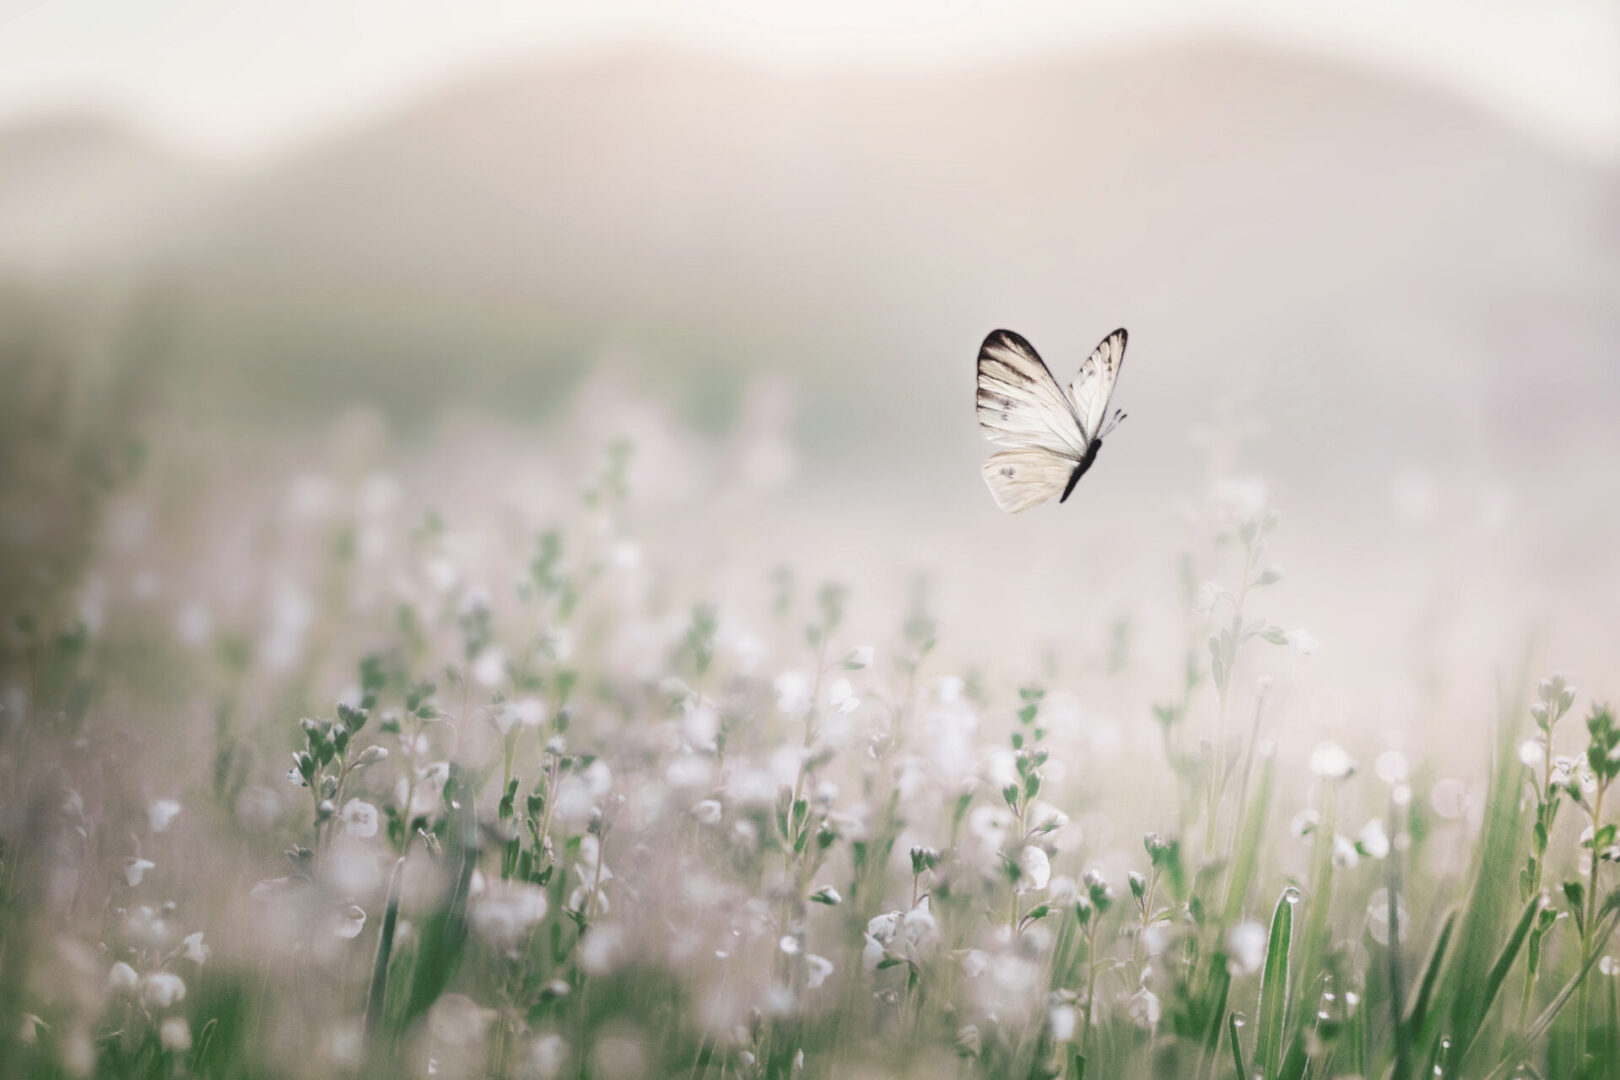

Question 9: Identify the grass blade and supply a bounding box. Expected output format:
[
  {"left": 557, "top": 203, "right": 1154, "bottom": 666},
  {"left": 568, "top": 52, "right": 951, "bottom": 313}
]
[
  {"left": 1228, "top": 1012, "right": 1248, "bottom": 1080},
  {"left": 1447, "top": 891, "right": 1544, "bottom": 1070},
  {"left": 1400, "top": 908, "right": 1457, "bottom": 1073},
  {"left": 1481, "top": 900, "right": 1620, "bottom": 1080},
  {"left": 1255, "top": 888, "right": 1296, "bottom": 1079}
]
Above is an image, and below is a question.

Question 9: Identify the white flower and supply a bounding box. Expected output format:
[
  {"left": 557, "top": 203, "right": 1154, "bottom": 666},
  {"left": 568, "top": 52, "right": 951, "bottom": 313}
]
[
  {"left": 1287, "top": 628, "right": 1318, "bottom": 655},
  {"left": 962, "top": 949, "right": 989, "bottom": 978},
  {"left": 108, "top": 962, "right": 139, "bottom": 994},
  {"left": 845, "top": 645, "right": 874, "bottom": 669},
  {"left": 160, "top": 1016, "right": 192, "bottom": 1052},
  {"left": 682, "top": 702, "right": 719, "bottom": 746},
  {"left": 1127, "top": 984, "right": 1162, "bottom": 1027},
  {"left": 148, "top": 799, "right": 182, "bottom": 833},
  {"left": 472, "top": 646, "right": 507, "bottom": 688},
  {"left": 181, "top": 931, "right": 211, "bottom": 965},
  {"left": 139, "top": 972, "right": 187, "bottom": 1010},
  {"left": 1048, "top": 1004, "right": 1079, "bottom": 1042},
  {"left": 863, "top": 911, "right": 903, "bottom": 972},
  {"left": 469, "top": 881, "right": 549, "bottom": 949},
  {"left": 1226, "top": 921, "right": 1266, "bottom": 976},
  {"left": 1374, "top": 749, "right": 1410, "bottom": 783},
  {"left": 337, "top": 904, "right": 367, "bottom": 939},
  {"left": 774, "top": 672, "right": 812, "bottom": 716},
  {"left": 1357, "top": 818, "right": 1390, "bottom": 859},
  {"left": 805, "top": 953, "right": 834, "bottom": 989},
  {"left": 1308, "top": 742, "right": 1356, "bottom": 780},
  {"left": 124, "top": 858, "right": 156, "bottom": 887},
  {"left": 1518, "top": 737, "right": 1546, "bottom": 769},
  {"left": 341, "top": 799, "right": 380, "bottom": 839},
  {"left": 1330, "top": 834, "right": 1359, "bottom": 869},
  {"left": 1289, "top": 809, "right": 1321, "bottom": 838},
  {"left": 827, "top": 678, "right": 859, "bottom": 715},
  {"left": 532, "top": 1034, "right": 569, "bottom": 1080},
  {"left": 1016, "top": 846, "right": 1051, "bottom": 893},
  {"left": 495, "top": 697, "right": 544, "bottom": 734},
  {"left": 692, "top": 799, "right": 723, "bottom": 826}
]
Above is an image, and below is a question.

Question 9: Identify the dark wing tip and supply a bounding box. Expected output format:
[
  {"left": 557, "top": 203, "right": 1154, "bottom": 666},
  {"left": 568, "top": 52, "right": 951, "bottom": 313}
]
[
  {"left": 982, "top": 328, "right": 1037, "bottom": 353},
  {"left": 1112, "top": 327, "right": 1128, "bottom": 344}
]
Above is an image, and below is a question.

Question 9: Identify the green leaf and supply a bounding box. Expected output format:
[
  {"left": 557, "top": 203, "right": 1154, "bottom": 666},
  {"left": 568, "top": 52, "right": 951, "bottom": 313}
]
[
  {"left": 1445, "top": 892, "right": 1544, "bottom": 1072},
  {"left": 1228, "top": 1013, "right": 1248, "bottom": 1080},
  {"left": 1255, "top": 888, "right": 1295, "bottom": 1079}
]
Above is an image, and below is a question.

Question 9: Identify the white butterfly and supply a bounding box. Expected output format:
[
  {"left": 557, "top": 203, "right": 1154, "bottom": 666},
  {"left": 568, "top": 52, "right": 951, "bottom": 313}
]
[{"left": 976, "top": 327, "right": 1129, "bottom": 512}]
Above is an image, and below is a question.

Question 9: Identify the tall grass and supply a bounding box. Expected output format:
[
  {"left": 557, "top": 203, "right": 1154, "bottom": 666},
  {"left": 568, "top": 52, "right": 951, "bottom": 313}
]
[{"left": 0, "top": 435, "right": 1615, "bottom": 1080}]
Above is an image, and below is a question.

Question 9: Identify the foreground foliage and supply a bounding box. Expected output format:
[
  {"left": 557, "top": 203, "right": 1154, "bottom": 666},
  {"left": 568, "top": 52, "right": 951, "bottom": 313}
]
[{"left": 1, "top": 446, "right": 1616, "bottom": 1080}]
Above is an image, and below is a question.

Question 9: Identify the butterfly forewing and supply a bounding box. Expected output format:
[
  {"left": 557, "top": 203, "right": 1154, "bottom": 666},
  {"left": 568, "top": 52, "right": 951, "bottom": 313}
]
[
  {"left": 1067, "top": 328, "right": 1128, "bottom": 443},
  {"left": 981, "top": 450, "right": 1076, "bottom": 513},
  {"left": 976, "top": 329, "right": 1089, "bottom": 459}
]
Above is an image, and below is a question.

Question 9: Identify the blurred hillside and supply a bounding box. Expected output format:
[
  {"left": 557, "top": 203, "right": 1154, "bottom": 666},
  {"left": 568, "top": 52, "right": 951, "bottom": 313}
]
[{"left": 1, "top": 40, "right": 1615, "bottom": 494}]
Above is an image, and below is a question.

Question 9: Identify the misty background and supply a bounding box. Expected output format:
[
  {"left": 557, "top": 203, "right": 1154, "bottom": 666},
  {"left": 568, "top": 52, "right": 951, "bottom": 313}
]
[{"left": 3, "top": 1, "right": 1618, "bottom": 752}]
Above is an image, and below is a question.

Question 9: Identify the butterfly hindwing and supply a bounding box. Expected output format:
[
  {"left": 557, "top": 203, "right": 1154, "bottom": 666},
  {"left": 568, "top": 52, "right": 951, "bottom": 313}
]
[
  {"left": 976, "top": 329, "right": 1089, "bottom": 459},
  {"left": 1067, "top": 328, "right": 1128, "bottom": 443},
  {"left": 981, "top": 449, "right": 1077, "bottom": 514}
]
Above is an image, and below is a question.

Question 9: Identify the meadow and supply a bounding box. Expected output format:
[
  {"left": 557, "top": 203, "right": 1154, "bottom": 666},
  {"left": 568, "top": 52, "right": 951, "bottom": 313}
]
[{"left": 1, "top": 356, "right": 1616, "bottom": 1080}]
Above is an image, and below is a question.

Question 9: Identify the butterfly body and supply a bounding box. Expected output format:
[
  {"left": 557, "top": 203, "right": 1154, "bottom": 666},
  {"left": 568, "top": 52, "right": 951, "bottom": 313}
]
[
  {"left": 1060, "top": 437, "right": 1101, "bottom": 503},
  {"left": 976, "top": 326, "right": 1128, "bottom": 512}
]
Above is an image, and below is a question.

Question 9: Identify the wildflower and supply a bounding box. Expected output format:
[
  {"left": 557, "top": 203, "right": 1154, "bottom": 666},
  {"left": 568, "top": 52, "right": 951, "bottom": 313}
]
[
  {"left": 808, "top": 885, "right": 842, "bottom": 906},
  {"left": 682, "top": 701, "right": 719, "bottom": 746},
  {"left": 1127, "top": 983, "right": 1162, "bottom": 1027},
  {"left": 470, "top": 881, "right": 549, "bottom": 949},
  {"left": 577, "top": 923, "right": 625, "bottom": 975},
  {"left": 139, "top": 971, "right": 187, "bottom": 1010},
  {"left": 336, "top": 904, "right": 367, "bottom": 939},
  {"left": 124, "top": 857, "right": 156, "bottom": 887},
  {"left": 472, "top": 646, "right": 507, "bottom": 688},
  {"left": 774, "top": 672, "right": 812, "bottom": 716},
  {"left": 108, "top": 961, "right": 139, "bottom": 994},
  {"left": 160, "top": 1016, "right": 192, "bottom": 1053},
  {"left": 495, "top": 697, "right": 544, "bottom": 734},
  {"left": 692, "top": 799, "right": 723, "bottom": 826},
  {"left": 1517, "top": 736, "right": 1546, "bottom": 769},
  {"left": 1374, "top": 749, "right": 1410, "bottom": 783},
  {"left": 1290, "top": 809, "right": 1321, "bottom": 838},
  {"left": 181, "top": 931, "right": 211, "bottom": 965},
  {"left": 1049, "top": 1004, "right": 1080, "bottom": 1042},
  {"left": 1357, "top": 818, "right": 1390, "bottom": 859},
  {"left": 1599, "top": 956, "right": 1619, "bottom": 977},
  {"left": 962, "top": 949, "right": 989, "bottom": 978},
  {"left": 843, "top": 645, "right": 874, "bottom": 669},
  {"left": 341, "top": 799, "right": 379, "bottom": 839},
  {"left": 1308, "top": 742, "right": 1356, "bottom": 780},
  {"left": 1287, "top": 628, "right": 1318, "bottom": 655},
  {"left": 148, "top": 799, "right": 182, "bottom": 833},
  {"left": 1330, "top": 834, "right": 1359, "bottom": 869},
  {"left": 1016, "top": 846, "right": 1051, "bottom": 893},
  {"left": 806, "top": 954, "right": 834, "bottom": 989},
  {"left": 1366, "top": 888, "right": 1408, "bottom": 946},
  {"left": 827, "top": 678, "right": 860, "bottom": 715},
  {"left": 1227, "top": 921, "right": 1266, "bottom": 975},
  {"left": 532, "top": 1034, "right": 570, "bottom": 1080}
]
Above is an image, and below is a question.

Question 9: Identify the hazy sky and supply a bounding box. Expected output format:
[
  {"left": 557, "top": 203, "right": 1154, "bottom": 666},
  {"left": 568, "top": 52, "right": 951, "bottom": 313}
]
[{"left": 1, "top": 0, "right": 1616, "bottom": 160}]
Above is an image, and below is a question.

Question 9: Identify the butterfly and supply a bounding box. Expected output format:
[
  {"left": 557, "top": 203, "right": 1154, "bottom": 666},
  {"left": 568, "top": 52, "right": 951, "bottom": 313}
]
[{"left": 976, "top": 327, "right": 1129, "bottom": 512}]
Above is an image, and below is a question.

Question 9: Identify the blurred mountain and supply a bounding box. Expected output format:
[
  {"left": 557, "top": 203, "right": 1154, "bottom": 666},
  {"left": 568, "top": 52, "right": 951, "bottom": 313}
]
[
  {"left": 2, "top": 41, "right": 1616, "bottom": 494},
  {"left": 0, "top": 113, "right": 220, "bottom": 278}
]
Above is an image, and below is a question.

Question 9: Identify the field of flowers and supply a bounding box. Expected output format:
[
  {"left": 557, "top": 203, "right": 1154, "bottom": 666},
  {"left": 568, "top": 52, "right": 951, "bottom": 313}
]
[{"left": 2, "top": 402, "right": 1617, "bottom": 1080}]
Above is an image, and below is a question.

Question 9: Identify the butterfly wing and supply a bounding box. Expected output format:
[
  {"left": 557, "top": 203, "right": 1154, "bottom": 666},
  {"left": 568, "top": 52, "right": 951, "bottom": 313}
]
[
  {"left": 976, "top": 329, "right": 1089, "bottom": 459},
  {"left": 981, "top": 449, "right": 1077, "bottom": 513},
  {"left": 1067, "top": 328, "right": 1128, "bottom": 442}
]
